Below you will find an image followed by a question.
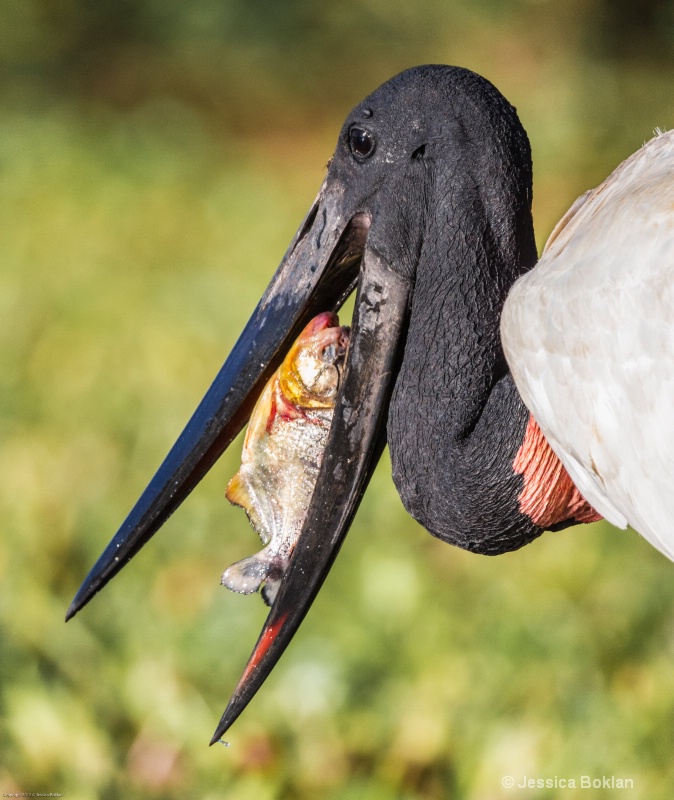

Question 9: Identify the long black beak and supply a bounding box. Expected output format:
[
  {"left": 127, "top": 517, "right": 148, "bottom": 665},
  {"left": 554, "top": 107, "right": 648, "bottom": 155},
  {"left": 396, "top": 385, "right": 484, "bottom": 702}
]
[
  {"left": 66, "top": 178, "right": 368, "bottom": 621},
  {"left": 66, "top": 168, "right": 413, "bottom": 743}
]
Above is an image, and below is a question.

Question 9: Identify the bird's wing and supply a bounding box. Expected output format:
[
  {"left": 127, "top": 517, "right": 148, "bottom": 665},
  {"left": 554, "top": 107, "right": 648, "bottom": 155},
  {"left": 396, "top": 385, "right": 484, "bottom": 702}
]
[{"left": 501, "top": 129, "right": 674, "bottom": 559}]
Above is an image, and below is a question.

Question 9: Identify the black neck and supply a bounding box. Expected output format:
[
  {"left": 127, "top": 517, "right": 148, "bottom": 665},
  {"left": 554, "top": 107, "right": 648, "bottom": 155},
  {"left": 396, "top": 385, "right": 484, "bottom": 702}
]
[{"left": 387, "top": 92, "right": 543, "bottom": 554}]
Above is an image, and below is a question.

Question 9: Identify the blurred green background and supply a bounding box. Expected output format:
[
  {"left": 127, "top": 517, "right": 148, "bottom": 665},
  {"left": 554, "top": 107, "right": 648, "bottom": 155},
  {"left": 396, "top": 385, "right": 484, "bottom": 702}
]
[{"left": 2, "top": 1, "right": 674, "bottom": 798}]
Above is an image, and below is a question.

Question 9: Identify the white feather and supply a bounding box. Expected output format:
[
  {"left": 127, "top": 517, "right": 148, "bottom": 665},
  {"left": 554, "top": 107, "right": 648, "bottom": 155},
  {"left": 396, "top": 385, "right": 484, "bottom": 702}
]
[{"left": 502, "top": 130, "right": 674, "bottom": 558}]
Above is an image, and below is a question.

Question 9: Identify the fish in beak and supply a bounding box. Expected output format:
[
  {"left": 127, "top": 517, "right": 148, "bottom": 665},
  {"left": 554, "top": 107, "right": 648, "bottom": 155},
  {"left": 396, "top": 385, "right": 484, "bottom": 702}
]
[{"left": 221, "top": 312, "right": 351, "bottom": 607}]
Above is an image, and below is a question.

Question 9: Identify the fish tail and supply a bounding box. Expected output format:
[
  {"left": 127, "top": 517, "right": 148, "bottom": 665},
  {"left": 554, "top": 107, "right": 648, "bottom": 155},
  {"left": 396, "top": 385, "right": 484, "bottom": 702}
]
[
  {"left": 221, "top": 555, "right": 271, "bottom": 595},
  {"left": 221, "top": 553, "right": 286, "bottom": 606}
]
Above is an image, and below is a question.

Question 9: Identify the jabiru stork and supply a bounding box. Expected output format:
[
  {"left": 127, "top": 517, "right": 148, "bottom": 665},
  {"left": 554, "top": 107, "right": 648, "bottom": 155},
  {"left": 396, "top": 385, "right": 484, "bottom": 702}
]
[{"left": 66, "top": 65, "right": 674, "bottom": 744}]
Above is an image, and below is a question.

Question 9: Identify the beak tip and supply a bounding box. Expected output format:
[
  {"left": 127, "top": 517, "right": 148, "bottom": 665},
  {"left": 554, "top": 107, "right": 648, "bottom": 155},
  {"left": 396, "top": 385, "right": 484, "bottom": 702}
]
[
  {"left": 210, "top": 707, "right": 237, "bottom": 746},
  {"left": 66, "top": 570, "right": 104, "bottom": 621},
  {"left": 65, "top": 591, "right": 87, "bottom": 622}
]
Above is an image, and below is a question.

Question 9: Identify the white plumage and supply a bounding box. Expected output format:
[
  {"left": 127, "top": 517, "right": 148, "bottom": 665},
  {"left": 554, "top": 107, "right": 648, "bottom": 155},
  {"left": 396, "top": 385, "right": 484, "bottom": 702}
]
[{"left": 502, "top": 130, "right": 674, "bottom": 559}]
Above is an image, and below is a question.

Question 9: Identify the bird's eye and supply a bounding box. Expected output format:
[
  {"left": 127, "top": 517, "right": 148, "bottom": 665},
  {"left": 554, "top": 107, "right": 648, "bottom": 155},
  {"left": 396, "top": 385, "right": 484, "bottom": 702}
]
[{"left": 349, "top": 127, "right": 375, "bottom": 159}]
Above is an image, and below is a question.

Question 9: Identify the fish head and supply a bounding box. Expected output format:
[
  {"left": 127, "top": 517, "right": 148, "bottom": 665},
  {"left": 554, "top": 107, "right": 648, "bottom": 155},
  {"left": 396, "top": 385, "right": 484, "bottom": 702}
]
[{"left": 278, "top": 312, "right": 350, "bottom": 410}]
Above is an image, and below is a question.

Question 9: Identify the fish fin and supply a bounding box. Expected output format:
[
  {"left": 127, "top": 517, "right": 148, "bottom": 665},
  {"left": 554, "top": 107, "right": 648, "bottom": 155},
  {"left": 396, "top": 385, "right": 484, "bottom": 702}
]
[
  {"left": 226, "top": 471, "right": 270, "bottom": 543},
  {"left": 225, "top": 472, "right": 252, "bottom": 509}
]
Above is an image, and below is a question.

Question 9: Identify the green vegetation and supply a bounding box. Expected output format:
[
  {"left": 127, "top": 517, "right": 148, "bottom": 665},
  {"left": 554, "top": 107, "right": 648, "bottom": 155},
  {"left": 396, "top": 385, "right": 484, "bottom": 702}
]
[{"left": 2, "top": 2, "right": 674, "bottom": 797}]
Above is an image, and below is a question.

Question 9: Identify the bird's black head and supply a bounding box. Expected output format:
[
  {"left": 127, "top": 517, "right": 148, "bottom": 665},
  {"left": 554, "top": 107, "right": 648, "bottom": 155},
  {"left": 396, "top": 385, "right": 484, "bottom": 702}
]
[
  {"left": 67, "top": 65, "right": 536, "bottom": 742},
  {"left": 326, "top": 65, "right": 533, "bottom": 275}
]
